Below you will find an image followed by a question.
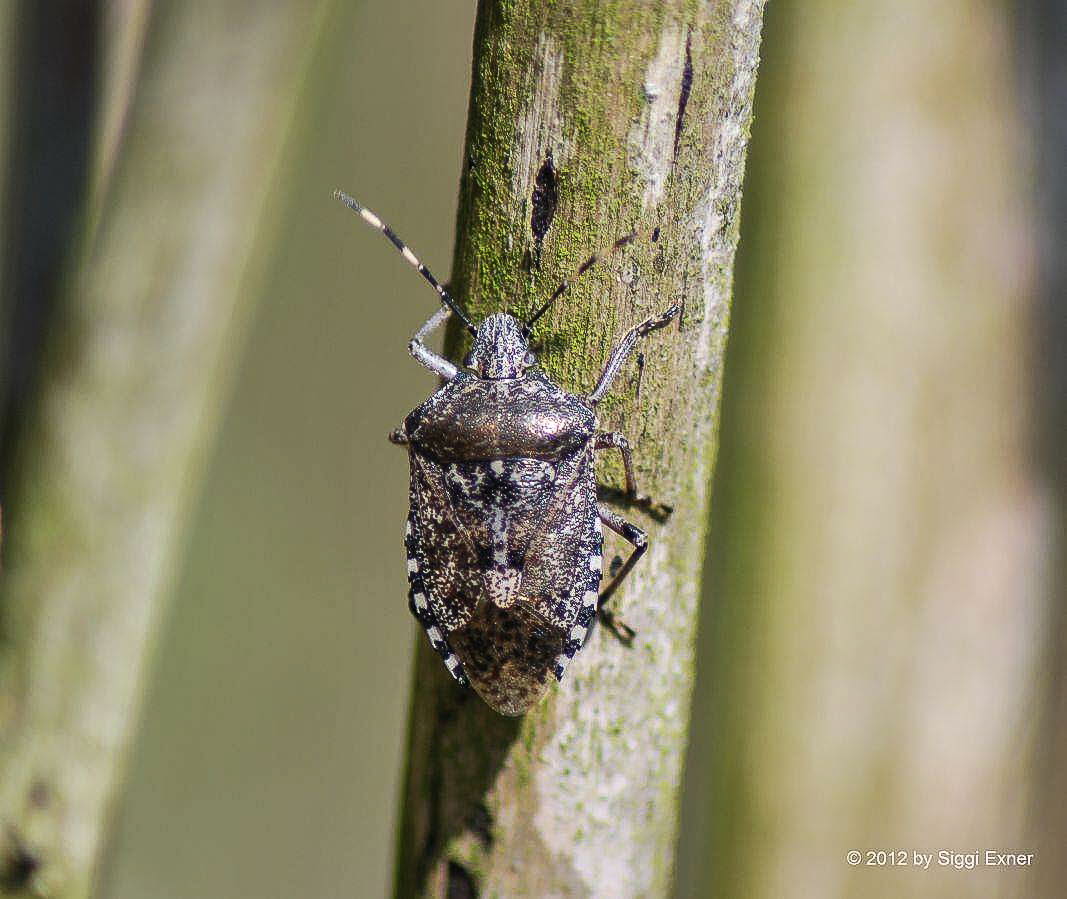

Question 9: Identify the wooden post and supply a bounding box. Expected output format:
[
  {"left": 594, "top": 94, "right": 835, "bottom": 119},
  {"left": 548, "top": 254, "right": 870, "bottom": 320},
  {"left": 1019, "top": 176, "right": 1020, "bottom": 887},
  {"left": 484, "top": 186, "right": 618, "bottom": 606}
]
[{"left": 394, "top": 2, "right": 766, "bottom": 895}]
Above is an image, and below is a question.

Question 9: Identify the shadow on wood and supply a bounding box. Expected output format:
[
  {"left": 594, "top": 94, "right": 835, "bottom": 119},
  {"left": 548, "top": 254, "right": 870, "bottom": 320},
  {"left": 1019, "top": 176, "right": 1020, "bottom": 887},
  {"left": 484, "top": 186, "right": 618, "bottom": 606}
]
[{"left": 394, "top": 642, "right": 522, "bottom": 898}]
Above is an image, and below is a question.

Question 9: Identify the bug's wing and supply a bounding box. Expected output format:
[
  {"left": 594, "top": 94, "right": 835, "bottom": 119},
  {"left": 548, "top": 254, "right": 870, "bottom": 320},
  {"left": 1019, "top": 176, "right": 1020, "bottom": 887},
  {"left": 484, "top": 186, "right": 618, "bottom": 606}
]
[
  {"left": 519, "top": 447, "right": 603, "bottom": 679},
  {"left": 405, "top": 450, "right": 485, "bottom": 686},
  {"left": 447, "top": 599, "right": 564, "bottom": 715},
  {"left": 415, "top": 455, "right": 573, "bottom": 714},
  {"left": 407, "top": 450, "right": 484, "bottom": 631}
]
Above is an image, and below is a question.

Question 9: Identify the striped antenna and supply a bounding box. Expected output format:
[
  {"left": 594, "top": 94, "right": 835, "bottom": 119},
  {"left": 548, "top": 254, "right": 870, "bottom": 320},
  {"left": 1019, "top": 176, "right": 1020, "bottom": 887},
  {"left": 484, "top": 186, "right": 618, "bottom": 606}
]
[
  {"left": 333, "top": 190, "right": 476, "bottom": 335},
  {"left": 523, "top": 226, "right": 661, "bottom": 334}
]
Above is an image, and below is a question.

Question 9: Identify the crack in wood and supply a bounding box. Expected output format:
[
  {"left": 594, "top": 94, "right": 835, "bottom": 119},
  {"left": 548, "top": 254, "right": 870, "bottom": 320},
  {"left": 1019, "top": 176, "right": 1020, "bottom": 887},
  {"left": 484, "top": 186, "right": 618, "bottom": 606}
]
[
  {"left": 530, "top": 151, "right": 558, "bottom": 266},
  {"left": 673, "top": 30, "right": 693, "bottom": 160}
]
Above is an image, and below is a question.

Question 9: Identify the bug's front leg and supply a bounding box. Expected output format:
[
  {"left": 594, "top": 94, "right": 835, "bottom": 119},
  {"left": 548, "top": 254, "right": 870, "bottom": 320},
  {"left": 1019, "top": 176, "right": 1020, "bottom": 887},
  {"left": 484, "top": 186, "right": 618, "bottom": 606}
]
[
  {"left": 587, "top": 304, "right": 680, "bottom": 404},
  {"left": 408, "top": 304, "right": 459, "bottom": 380},
  {"left": 595, "top": 504, "right": 648, "bottom": 644}
]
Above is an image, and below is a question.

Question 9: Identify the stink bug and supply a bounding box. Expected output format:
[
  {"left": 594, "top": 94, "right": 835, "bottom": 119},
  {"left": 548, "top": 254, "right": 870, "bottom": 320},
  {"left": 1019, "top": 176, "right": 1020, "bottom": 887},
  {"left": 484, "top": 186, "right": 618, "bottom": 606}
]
[{"left": 335, "top": 190, "right": 678, "bottom": 715}]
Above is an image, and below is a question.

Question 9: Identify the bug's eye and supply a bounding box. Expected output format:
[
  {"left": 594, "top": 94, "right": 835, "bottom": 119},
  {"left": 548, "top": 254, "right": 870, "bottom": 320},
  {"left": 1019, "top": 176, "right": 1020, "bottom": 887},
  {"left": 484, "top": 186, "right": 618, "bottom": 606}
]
[{"left": 524, "top": 352, "right": 535, "bottom": 366}]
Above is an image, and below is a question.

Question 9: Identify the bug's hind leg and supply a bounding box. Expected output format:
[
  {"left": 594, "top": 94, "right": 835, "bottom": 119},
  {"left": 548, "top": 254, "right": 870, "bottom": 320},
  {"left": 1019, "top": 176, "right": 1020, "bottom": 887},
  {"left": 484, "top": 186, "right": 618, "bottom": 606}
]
[
  {"left": 595, "top": 504, "right": 648, "bottom": 645},
  {"left": 405, "top": 519, "right": 468, "bottom": 687}
]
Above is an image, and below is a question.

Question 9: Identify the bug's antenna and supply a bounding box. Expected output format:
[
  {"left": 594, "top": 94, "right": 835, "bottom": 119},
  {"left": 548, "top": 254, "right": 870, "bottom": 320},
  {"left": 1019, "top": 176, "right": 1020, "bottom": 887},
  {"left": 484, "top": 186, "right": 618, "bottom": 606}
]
[
  {"left": 523, "top": 227, "right": 661, "bottom": 334},
  {"left": 333, "top": 189, "right": 476, "bottom": 335}
]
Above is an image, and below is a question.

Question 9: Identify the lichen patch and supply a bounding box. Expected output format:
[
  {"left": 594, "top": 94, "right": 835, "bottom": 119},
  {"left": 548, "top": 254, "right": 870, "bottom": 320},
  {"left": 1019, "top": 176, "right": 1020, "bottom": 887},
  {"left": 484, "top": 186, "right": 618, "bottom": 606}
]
[{"left": 627, "top": 24, "right": 688, "bottom": 210}]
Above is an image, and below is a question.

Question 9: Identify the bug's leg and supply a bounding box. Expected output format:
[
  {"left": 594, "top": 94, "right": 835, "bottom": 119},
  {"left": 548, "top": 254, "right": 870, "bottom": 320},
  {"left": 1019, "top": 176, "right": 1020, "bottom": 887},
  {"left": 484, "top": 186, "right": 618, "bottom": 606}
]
[
  {"left": 595, "top": 431, "right": 673, "bottom": 518},
  {"left": 595, "top": 431, "right": 648, "bottom": 504},
  {"left": 408, "top": 304, "right": 459, "bottom": 380},
  {"left": 405, "top": 518, "right": 468, "bottom": 687},
  {"left": 595, "top": 504, "right": 648, "bottom": 644},
  {"left": 587, "top": 304, "right": 681, "bottom": 404}
]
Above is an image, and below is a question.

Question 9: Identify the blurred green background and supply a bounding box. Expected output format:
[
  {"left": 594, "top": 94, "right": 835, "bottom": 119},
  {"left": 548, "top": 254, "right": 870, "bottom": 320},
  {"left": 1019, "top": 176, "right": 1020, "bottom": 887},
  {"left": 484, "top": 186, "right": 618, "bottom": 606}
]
[
  {"left": 1, "top": 1, "right": 1063, "bottom": 897},
  {"left": 99, "top": 3, "right": 477, "bottom": 897}
]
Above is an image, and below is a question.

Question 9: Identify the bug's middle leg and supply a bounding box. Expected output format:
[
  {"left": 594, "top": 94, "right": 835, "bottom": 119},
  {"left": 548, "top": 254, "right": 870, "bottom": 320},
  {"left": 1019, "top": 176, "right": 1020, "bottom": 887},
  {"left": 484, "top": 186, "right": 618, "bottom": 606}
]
[
  {"left": 595, "top": 431, "right": 647, "bottom": 504},
  {"left": 596, "top": 504, "right": 648, "bottom": 643},
  {"left": 595, "top": 430, "right": 673, "bottom": 518}
]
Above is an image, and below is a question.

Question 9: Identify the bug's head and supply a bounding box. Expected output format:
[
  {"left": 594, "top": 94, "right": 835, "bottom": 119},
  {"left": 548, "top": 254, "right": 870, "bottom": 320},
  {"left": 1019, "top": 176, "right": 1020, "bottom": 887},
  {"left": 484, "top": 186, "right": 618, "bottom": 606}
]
[{"left": 464, "top": 313, "right": 536, "bottom": 379}]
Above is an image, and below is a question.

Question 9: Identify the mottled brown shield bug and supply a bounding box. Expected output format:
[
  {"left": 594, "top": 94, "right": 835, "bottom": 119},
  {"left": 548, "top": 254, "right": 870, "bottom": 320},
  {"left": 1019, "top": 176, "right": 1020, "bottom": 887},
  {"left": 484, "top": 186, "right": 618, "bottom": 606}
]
[{"left": 335, "top": 189, "right": 677, "bottom": 715}]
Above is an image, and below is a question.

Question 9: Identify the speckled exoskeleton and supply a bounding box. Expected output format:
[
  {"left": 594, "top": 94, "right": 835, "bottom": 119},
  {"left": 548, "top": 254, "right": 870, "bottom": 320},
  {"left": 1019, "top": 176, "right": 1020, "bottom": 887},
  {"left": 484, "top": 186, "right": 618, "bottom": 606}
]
[{"left": 335, "top": 189, "right": 678, "bottom": 715}]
